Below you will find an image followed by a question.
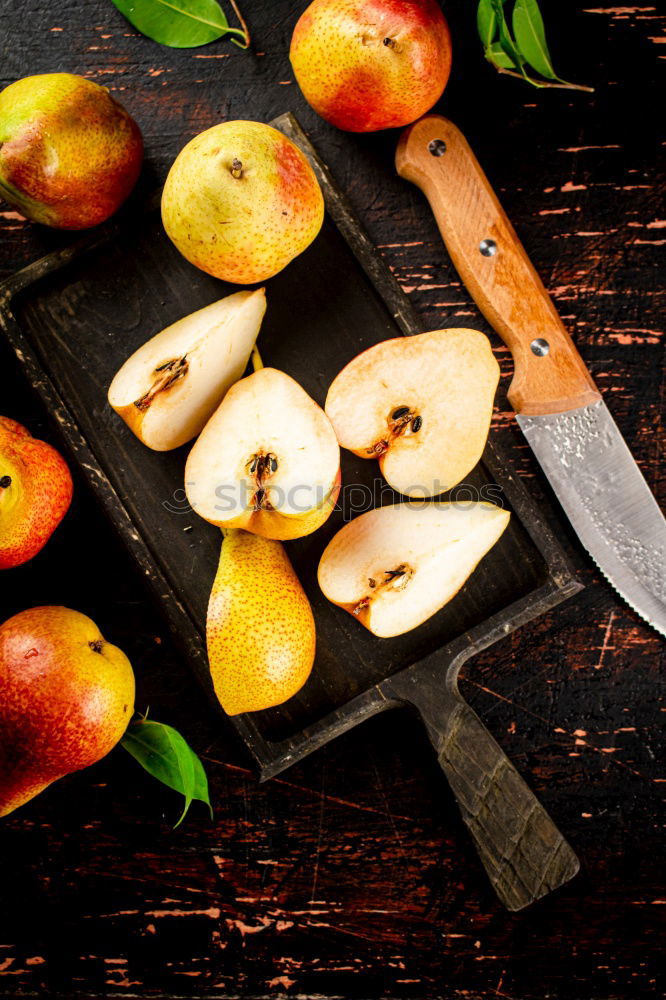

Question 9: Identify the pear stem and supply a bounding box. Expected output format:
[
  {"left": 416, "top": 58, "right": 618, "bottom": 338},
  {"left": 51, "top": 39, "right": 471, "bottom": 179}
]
[
  {"left": 0, "top": 475, "right": 11, "bottom": 489},
  {"left": 251, "top": 345, "right": 264, "bottom": 372}
]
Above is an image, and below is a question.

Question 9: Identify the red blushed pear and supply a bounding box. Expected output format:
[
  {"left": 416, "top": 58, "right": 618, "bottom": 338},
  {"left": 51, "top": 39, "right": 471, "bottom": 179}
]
[
  {"left": 0, "top": 607, "right": 135, "bottom": 818},
  {"left": 162, "top": 121, "right": 324, "bottom": 284},
  {"left": 290, "top": 0, "right": 452, "bottom": 133},
  {"left": 0, "top": 73, "right": 143, "bottom": 229},
  {"left": 0, "top": 417, "right": 73, "bottom": 569}
]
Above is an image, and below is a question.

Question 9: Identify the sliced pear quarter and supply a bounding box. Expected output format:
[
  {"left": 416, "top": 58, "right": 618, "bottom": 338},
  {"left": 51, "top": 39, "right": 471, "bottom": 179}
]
[
  {"left": 185, "top": 367, "right": 340, "bottom": 536},
  {"left": 325, "top": 329, "right": 499, "bottom": 498},
  {"left": 108, "top": 288, "right": 267, "bottom": 451},
  {"left": 318, "top": 501, "right": 510, "bottom": 638}
]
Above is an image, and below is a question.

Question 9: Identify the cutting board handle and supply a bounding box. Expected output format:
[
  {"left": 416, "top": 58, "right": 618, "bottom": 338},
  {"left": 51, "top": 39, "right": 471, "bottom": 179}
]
[
  {"left": 384, "top": 674, "right": 579, "bottom": 910},
  {"left": 395, "top": 115, "right": 601, "bottom": 417}
]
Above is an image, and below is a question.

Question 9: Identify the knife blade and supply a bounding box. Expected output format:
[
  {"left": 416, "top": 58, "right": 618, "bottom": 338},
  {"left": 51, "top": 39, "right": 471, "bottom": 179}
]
[{"left": 396, "top": 115, "right": 666, "bottom": 635}]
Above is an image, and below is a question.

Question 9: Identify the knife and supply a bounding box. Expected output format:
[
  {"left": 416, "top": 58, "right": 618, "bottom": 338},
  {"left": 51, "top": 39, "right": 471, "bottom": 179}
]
[{"left": 396, "top": 115, "right": 666, "bottom": 635}]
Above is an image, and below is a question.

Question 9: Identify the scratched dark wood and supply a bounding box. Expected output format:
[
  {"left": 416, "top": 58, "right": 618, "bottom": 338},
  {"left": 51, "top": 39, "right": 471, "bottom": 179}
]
[{"left": 0, "top": 0, "right": 664, "bottom": 997}]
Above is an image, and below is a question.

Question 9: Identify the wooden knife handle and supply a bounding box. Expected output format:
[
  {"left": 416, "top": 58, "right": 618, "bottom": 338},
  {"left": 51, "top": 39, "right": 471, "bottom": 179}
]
[
  {"left": 421, "top": 694, "right": 580, "bottom": 911},
  {"left": 395, "top": 115, "right": 601, "bottom": 417}
]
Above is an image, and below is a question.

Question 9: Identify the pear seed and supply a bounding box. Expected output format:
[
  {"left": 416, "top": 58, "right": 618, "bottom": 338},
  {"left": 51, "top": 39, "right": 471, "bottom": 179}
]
[
  {"left": 411, "top": 415, "right": 423, "bottom": 432},
  {"left": 391, "top": 406, "right": 410, "bottom": 420},
  {"left": 0, "top": 475, "right": 11, "bottom": 488}
]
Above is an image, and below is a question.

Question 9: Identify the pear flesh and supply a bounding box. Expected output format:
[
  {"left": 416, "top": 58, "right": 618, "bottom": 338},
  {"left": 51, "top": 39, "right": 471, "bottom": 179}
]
[
  {"left": 325, "top": 329, "right": 499, "bottom": 498},
  {"left": 108, "top": 288, "right": 267, "bottom": 451},
  {"left": 185, "top": 367, "right": 340, "bottom": 540},
  {"left": 318, "top": 501, "right": 510, "bottom": 638},
  {"left": 207, "top": 530, "right": 316, "bottom": 715}
]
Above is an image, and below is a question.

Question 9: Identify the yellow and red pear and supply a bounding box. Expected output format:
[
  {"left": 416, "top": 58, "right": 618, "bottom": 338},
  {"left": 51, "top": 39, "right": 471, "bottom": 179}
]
[
  {"left": 0, "top": 607, "right": 135, "bottom": 817},
  {"left": 318, "top": 501, "right": 510, "bottom": 637},
  {"left": 0, "top": 73, "right": 142, "bottom": 229},
  {"left": 325, "top": 329, "right": 499, "bottom": 498},
  {"left": 290, "top": 0, "right": 452, "bottom": 132},
  {"left": 186, "top": 367, "right": 340, "bottom": 541},
  {"left": 0, "top": 417, "right": 73, "bottom": 569},
  {"left": 207, "top": 530, "right": 316, "bottom": 715},
  {"left": 162, "top": 121, "right": 324, "bottom": 284}
]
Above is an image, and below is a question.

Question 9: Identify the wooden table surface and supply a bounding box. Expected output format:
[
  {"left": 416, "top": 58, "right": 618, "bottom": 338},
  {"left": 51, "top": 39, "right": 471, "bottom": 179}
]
[{"left": 1, "top": 2, "right": 664, "bottom": 998}]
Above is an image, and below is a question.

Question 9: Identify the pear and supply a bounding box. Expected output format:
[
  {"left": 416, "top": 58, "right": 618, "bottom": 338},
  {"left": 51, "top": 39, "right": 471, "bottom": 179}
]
[
  {"left": 0, "top": 417, "right": 73, "bottom": 569},
  {"left": 108, "top": 288, "right": 267, "bottom": 451},
  {"left": 162, "top": 121, "right": 324, "bottom": 284},
  {"left": 325, "top": 329, "right": 499, "bottom": 498},
  {"left": 0, "top": 73, "right": 142, "bottom": 230},
  {"left": 318, "top": 501, "right": 510, "bottom": 637},
  {"left": 0, "top": 606, "right": 135, "bottom": 817},
  {"left": 186, "top": 367, "right": 340, "bottom": 540},
  {"left": 290, "top": 0, "right": 452, "bottom": 133},
  {"left": 207, "top": 530, "right": 316, "bottom": 714}
]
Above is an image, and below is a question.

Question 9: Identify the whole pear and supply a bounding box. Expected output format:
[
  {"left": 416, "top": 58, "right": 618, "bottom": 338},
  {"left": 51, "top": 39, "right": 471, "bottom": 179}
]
[
  {"left": 290, "top": 0, "right": 452, "bottom": 132},
  {"left": 207, "top": 530, "right": 316, "bottom": 714},
  {"left": 0, "top": 417, "right": 73, "bottom": 569},
  {"left": 0, "top": 607, "right": 135, "bottom": 817},
  {"left": 0, "top": 73, "right": 143, "bottom": 229},
  {"left": 162, "top": 121, "right": 324, "bottom": 284}
]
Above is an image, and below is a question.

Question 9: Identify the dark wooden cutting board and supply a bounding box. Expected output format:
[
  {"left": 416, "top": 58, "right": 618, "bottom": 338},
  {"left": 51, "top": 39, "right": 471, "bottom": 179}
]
[{"left": 0, "top": 113, "right": 582, "bottom": 909}]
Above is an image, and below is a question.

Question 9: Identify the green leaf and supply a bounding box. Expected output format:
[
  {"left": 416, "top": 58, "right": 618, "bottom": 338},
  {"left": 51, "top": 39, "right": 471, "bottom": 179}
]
[
  {"left": 477, "top": 0, "right": 498, "bottom": 49},
  {"left": 110, "top": 0, "right": 246, "bottom": 48},
  {"left": 121, "top": 719, "right": 212, "bottom": 827},
  {"left": 489, "top": 0, "right": 524, "bottom": 69},
  {"left": 512, "top": 0, "right": 558, "bottom": 80},
  {"left": 486, "top": 41, "right": 518, "bottom": 70}
]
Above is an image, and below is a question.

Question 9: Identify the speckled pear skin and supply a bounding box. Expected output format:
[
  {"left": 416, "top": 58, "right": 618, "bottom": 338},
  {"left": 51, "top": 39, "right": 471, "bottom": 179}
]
[
  {"left": 0, "top": 607, "right": 135, "bottom": 817},
  {"left": 207, "top": 530, "right": 316, "bottom": 715},
  {"left": 290, "top": 0, "right": 452, "bottom": 133},
  {"left": 0, "top": 417, "right": 73, "bottom": 569},
  {"left": 0, "top": 73, "right": 143, "bottom": 229},
  {"left": 161, "top": 121, "right": 324, "bottom": 284}
]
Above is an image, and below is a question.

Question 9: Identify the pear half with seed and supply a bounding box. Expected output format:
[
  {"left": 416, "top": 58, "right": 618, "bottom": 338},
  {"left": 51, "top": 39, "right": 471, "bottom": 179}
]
[
  {"left": 325, "top": 329, "right": 499, "bottom": 498},
  {"left": 108, "top": 288, "right": 267, "bottom": 451},
  {"left": 318, "top": 501, "right": 510, "bottom": 638},
  {"left": 186, "top": 367, "right": 341, "bottom": 541}
]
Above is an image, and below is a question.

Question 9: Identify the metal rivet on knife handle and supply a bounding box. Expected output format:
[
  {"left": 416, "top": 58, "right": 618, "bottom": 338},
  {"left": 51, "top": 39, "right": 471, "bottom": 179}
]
[
  {"left": 428, "top": 138, "right": 447, "bottom": 157},
  {"left": 479, "top": 238, "right": 497, "bottom": 257},
  {"left": 531, "top": 338, "right": 550, "bottom": 357}
]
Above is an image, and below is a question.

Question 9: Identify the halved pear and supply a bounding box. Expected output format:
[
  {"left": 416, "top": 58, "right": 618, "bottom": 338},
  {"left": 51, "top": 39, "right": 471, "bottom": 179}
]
[
  {"left": 318, "top": 501, "right": 510, "bottom": 638},
  {"left": 325, "top": 329, "right": 499, "bottom": 498},
  {"left": 185, "top": 367, "right": 341, "bottom": 541},
  {"left": 108, "top": 288, "right": 267, "bottom": 451}
]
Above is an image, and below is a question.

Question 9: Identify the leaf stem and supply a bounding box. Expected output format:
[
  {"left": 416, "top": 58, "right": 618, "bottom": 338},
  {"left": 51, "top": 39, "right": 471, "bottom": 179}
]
[
  {"left": 227, "top": 0, "right": 250, "bottom": 48},
  {"left": 495, "top": 65, "right": 594, "bottom": 92}
]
